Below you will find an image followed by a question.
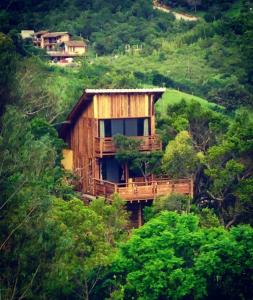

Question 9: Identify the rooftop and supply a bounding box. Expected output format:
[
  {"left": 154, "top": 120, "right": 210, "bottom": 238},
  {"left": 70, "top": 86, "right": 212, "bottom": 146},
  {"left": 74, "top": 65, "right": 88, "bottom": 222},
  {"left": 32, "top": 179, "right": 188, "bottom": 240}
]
[
  {"left": 65, "top": 40, "right": 86, "bottom": 47},
  {"left": 42, "top": 32, "right": 70, "bottom": 38},
  {"left": 34, "top": 30, "right": 49, "bottom": 36},
  {"left": 85, "top": 88, "right": 166, "bottom": 94}
]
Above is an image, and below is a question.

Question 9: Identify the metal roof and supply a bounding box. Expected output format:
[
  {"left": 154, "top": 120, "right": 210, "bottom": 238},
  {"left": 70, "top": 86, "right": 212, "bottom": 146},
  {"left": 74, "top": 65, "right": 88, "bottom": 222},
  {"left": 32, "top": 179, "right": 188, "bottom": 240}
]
[{"left": 85, "top": 88, "right": 166, "bottom": 94}]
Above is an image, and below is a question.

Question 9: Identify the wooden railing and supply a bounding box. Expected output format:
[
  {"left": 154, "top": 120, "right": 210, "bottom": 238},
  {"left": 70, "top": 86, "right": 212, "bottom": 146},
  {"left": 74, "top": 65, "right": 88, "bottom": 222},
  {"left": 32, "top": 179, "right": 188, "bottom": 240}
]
[
  {"left": 93, "top": 178, "right": 193, "bottom": 201},
  {"left": 94, "top": 135, "right": 162, "bottom": 157}
]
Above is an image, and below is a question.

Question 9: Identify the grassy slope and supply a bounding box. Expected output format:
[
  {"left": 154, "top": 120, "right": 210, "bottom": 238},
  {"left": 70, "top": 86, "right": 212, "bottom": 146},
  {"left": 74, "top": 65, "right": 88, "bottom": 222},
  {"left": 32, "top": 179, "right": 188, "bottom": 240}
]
[
  {"left": 155, "top": 88, "right": 217, "bottom": 113},
  {"left": 94, "top": 43, "right": 218, "bottom": 95}
]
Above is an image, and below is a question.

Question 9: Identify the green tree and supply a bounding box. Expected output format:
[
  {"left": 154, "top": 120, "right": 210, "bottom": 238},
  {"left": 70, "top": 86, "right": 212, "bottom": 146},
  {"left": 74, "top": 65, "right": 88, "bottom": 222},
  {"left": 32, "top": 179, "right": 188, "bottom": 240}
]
[
  {"left": 162, "top": 130, "right": 199, "bottom": 178},
  {"left": 114, "top": 134, "right": 163, "bottom": 182},
  {"left": 203, "top": 109, "right": 253, "bottom": 227},
  {"left": 0, "top": 107, "right": 61, "bottom": 299},
  {"left": 89, "top": 194, "right": 129, "bottom": 246},
  {"left": 41, "top": 198, "right": 115, "bottom": 300},
  {"left": 144, "top": 193, "right": 192, "bottom": 222},
  {"left": 0, "top": 33, "right": 18, "bottom": 116},
  {"left": 104, "top": 212, "right": 253, "bottom": 300}
]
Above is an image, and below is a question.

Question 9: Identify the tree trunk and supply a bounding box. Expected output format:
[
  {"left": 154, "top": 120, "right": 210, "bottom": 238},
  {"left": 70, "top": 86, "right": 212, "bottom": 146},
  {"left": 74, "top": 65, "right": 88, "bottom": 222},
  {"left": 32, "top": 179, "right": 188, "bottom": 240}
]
[
  {"left": 218, "top": 203, "right": 225, "bottom": 227},
  {"left": 84, "top": 279, "right": 89, "bottom": 300},
  {"left": 225, "top": 215, "right": 238, "bottom": 228}
]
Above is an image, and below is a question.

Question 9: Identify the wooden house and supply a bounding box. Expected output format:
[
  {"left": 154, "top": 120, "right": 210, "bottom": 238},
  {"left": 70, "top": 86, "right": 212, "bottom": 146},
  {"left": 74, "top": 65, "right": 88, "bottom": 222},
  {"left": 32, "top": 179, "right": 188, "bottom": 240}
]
[
  {"left": 60, "top": 89, "right": 193, "bottom": 226},
  {"left": 33, "top": 30, "right": 49, "bottom": 48},
  {"left": 64, "top": 40, "right": 87, "bottom": 55},
  {"left": 40, "top": 32, "right": 71, "bottom": 51}
]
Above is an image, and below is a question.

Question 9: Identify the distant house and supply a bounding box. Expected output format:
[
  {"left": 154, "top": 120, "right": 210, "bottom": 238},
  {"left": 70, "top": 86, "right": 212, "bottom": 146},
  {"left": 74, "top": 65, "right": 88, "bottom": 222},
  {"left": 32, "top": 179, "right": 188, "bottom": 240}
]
[
  {"left": 33, "top": 30, "right": 87, "bottom": 62},
  {"left": 64, "top": 40, "right": 87, "bottom": 56},
  {"left": 40, "top": 32, "right": 71, "bottom": 51},
  {"left": 33, "top": 30, "right": 49, "bottom": 48},
  {"left": 21, "top": 30, "right": 34, "bottom": 39}
]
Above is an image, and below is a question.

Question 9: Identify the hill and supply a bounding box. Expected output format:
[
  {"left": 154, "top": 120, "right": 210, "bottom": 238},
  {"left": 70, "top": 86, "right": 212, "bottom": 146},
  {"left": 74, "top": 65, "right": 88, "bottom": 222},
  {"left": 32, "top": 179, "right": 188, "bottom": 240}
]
[
  {"left": 155, "top": 89, "right": 220, "bottom": 113},
  {"left": 0, "top": 0, "right": 253, "bottom": 112}
]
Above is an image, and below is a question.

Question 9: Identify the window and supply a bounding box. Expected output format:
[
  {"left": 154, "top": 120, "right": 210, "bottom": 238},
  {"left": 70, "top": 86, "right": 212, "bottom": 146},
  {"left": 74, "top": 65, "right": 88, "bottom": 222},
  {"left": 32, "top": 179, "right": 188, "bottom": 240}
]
[{"left": 99, "top": 118, "right": 150, "bottom": 137}]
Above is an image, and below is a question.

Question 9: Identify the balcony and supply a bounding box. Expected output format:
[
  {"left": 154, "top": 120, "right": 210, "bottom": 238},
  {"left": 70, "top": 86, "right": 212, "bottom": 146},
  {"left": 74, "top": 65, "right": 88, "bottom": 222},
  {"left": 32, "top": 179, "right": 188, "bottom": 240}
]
[
  {"left": 93, "top": 178, "right": 193, "bottom": 201},
  {"left": 94, "top": 135, "right": 162, "bottom": 157}
]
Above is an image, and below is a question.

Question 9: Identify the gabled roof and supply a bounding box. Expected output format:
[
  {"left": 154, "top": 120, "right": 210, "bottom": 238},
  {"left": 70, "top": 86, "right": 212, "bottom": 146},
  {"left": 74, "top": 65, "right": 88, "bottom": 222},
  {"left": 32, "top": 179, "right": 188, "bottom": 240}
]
[
  {"left": 59, "top": 88, "right": 166, "bottom": 138},
  {"left": 65, "top": 40, "right": 86, "bottom": 47},
  {"left": 42, "top": 32, "right": 70, "bottom": 38},
  {"left": 69, "top": 88, "right": 165, "bottom": 121}
]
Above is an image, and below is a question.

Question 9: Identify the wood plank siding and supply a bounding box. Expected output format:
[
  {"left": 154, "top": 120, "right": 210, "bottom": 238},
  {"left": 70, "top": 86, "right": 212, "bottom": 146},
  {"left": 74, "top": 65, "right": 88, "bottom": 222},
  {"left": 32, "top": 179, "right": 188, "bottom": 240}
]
[
  {"left": 94, "top": 94, "right": 150, "bottom": 119},
  {"left": 70, "top": 100, "right": 97, "bottom": 194},
  {"left": 63, "top": 90, "right": 166, "bottom": 195}
]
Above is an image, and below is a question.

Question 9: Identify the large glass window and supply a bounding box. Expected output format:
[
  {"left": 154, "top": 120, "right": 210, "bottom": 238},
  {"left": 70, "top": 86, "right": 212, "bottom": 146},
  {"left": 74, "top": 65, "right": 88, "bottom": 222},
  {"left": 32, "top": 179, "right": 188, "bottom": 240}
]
[
  {"left": 99, "top": 118, "right": 150, "bottom": 137},
  {"left": 101, "top": 157, "right": 124, "bottom": 183}
]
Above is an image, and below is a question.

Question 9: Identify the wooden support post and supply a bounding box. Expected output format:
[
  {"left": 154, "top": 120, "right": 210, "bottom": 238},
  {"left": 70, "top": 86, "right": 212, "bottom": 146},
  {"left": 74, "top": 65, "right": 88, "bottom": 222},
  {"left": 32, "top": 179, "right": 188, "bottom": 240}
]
[
  {"left": 93, "top": 179, "right": 95, "bottom": 196},
  {"left": 138, "top": 202, "right": 142, "bottom": 227},
  {"left": 125, "top": 164, "right": 129, "bottom": 182},
  {"left": 190, "top": 176, "right": 194, "bottom": 198},
  {"left": 172, "top": 182, "right": 175, "bottom": 193},
  {"left": 100, "top": 138, "right": 103, "bottom": 158}
]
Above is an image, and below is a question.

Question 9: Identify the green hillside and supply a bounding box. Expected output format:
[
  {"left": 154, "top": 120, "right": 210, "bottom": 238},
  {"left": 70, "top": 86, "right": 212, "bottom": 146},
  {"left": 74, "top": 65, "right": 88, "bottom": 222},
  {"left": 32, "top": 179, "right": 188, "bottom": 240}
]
[{"left": 155, "top": 88, "right": 219, "bottom": 113}]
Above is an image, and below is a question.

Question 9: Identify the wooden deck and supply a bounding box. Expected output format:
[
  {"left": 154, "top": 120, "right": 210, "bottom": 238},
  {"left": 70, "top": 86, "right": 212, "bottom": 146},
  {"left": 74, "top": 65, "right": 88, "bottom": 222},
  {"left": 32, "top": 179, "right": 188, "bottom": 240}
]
[
  {"left": 93, "top": 178, "right": 193, "bottom": 201},
  {"left": 94, "top": 135, "right": 162, "bottom": 157}
]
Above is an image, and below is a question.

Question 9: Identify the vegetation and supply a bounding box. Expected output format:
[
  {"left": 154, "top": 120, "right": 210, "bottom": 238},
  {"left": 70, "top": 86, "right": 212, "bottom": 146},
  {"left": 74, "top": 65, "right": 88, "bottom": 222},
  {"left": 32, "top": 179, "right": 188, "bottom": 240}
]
[
  {"left": 99, "top": 212, "right": 253, "bottom": 300},
  {"left": 113, "top": 134, "right": 163, "bottom": 181},
  {"left": 1, "top": 0, "right": 253, "bottom": 299}
]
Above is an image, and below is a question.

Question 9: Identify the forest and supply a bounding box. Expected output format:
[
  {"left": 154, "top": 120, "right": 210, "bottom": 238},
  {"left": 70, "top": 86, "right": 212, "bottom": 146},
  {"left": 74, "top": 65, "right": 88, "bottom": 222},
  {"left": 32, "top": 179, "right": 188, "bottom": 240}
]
[{"left": 1, "top": 0, "right": 253, "bottom": 299}]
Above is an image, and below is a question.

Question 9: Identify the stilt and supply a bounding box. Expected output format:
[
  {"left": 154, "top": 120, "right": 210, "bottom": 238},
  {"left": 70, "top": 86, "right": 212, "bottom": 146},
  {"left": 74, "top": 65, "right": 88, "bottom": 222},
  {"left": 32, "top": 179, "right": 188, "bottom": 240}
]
[{"left": 138, "top": 202, "right": 142, "bottom": 227}]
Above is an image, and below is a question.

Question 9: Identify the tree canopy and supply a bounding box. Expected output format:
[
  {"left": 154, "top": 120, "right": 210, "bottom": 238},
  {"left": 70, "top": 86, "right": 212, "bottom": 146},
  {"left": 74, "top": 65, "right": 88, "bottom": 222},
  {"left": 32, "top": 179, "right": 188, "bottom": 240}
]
[{"left": 102, "top": 212, "right": 253, "bottom": 300}]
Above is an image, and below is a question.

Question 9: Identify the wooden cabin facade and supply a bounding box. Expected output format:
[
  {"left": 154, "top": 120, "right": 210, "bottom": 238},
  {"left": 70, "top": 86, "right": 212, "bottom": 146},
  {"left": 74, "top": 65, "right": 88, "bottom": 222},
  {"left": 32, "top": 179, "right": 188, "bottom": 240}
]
[{"left": 60, "top": 89, "right": 193, "bottom": 226}]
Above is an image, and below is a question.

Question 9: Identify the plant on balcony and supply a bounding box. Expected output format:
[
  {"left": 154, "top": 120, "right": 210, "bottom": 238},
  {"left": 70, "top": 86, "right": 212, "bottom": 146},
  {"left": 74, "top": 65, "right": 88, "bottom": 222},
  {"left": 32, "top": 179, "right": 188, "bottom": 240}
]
[{"left": 113, "top": 134, "right": 163, "bottom": 182}]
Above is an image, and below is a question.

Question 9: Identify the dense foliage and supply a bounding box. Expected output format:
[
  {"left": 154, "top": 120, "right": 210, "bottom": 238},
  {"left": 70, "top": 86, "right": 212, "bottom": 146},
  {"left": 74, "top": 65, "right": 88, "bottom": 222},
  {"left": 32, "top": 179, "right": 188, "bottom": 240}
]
[{"left": 100, "top": 212, "right": 253, "bottom": 300}]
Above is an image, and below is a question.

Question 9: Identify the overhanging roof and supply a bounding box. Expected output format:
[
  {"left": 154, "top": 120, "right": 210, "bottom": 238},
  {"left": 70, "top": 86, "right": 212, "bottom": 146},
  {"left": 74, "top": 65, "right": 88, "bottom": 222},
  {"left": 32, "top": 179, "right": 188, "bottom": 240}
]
[
  {"left": 85, "top": 88, "right": 166, "bottom": 94},
  {"left": 59, "top": 88, "right": 166, "bottom": 138}
]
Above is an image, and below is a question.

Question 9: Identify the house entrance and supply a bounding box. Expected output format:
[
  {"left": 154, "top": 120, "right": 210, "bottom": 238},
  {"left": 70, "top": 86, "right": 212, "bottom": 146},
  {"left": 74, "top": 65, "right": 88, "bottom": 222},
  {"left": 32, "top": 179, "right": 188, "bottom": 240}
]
[{"left": 101, "top": 157, "right": 125, "bottom": 183}]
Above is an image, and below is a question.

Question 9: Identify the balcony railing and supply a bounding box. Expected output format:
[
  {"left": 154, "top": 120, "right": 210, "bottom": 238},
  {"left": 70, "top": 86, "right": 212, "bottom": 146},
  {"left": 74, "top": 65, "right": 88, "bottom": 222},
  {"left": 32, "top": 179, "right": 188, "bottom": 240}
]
[
  {"left": 94, "top": 135, "right": 162, "bottom": 157},
  {"left": 93, "top": 178, "right": 193, "bottom": 201}
]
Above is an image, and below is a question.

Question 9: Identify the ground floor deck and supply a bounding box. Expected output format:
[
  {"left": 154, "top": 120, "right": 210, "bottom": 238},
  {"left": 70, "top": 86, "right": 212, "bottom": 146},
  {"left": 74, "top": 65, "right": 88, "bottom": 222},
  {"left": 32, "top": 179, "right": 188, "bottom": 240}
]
[
  {"left": 92, "top": 177, "right": 193, "bottom": 227},
  {"left": 93, "top": 177, "right": 193, "bottom": 201}
]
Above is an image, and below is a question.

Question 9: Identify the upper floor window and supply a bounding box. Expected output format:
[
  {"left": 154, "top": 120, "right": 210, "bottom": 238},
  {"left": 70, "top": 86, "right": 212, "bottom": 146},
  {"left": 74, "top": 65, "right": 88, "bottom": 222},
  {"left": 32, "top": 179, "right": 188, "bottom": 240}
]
[{"left": 99, "top": 118, "right": 149, "bottom": 138}]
